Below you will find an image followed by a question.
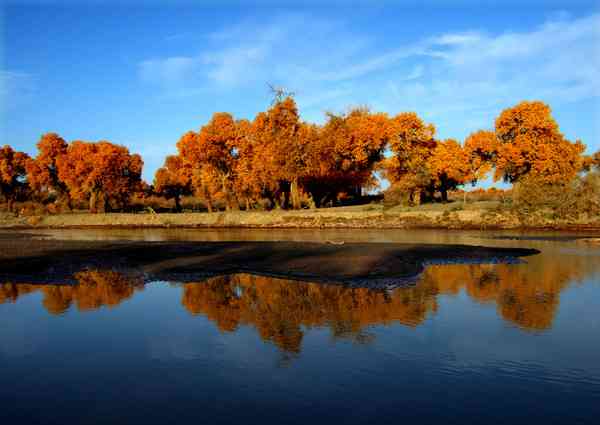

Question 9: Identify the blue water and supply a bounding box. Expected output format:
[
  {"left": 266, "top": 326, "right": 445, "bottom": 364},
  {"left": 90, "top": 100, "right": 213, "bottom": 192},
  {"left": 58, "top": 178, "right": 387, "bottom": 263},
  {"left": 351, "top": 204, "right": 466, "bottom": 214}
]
[{"left": 1, "top": 229, "right": 599, "bottom": 424}]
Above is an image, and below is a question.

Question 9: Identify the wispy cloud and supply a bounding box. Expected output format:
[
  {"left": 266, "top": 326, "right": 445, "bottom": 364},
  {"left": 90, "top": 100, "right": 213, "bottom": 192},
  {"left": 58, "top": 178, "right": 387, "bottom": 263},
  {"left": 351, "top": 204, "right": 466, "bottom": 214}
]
[
  {"left": 429, "top": 32, "right": 482, "bottom": 46},
  {"left": 0, "top": 70, "right": 35, "bottom": 111},
  {"left": 139, "top": 57, "right": 199, "bottom": 85},
  {"left": 381, "top": 12, "right": 600, "bottom": 136},
  {"left": 202, "top": 46, "right": 269, "bottom": 86},
  {"left": 138, "top": 12, "right": 600, "bottom": 137}
]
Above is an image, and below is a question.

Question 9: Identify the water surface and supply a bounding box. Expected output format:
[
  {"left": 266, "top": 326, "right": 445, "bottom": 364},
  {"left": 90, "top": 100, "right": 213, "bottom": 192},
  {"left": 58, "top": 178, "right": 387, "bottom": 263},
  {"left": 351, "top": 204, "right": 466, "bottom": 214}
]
[{"left": 1, "top": 229, "right": 599, "bottom": 424}]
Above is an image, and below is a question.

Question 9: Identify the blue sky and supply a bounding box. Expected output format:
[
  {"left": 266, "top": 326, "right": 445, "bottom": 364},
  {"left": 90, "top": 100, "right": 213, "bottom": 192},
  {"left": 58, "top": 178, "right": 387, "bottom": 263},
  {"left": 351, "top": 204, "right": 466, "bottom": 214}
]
[{"left": 1, "top": 0, "right": 599, "bottom": 183}]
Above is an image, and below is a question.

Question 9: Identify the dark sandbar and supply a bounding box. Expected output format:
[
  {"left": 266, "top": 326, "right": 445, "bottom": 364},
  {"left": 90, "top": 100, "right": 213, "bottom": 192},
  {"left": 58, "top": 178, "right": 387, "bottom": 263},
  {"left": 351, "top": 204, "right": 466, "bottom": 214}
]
[{"left": 0, "top": 233, "right": 539, "bottom": 287}]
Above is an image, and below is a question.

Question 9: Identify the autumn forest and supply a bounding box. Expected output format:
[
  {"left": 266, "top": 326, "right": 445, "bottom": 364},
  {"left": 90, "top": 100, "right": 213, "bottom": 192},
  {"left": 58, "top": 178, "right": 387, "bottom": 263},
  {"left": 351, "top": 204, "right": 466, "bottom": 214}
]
[{"left": 1, "top": 97, "right": 599, "bottom": 214}]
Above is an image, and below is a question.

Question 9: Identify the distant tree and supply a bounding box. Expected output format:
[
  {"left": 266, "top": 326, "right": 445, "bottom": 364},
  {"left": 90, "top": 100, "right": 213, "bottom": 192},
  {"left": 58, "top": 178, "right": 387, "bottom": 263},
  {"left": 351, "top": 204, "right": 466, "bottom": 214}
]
[
  {"left": 0, "top": 145, "right": 30, "bottom": 211},
  {"left": 428, "top": 139, "right": 473, "bottom": 202},
  {"left": 57, "top": 141, "right": 143, "bottom": 212},
  {"left": 26, "top": 132, "right": 70, "bottom": 207},
  {"left": 464, "top": 130, "right": 497, "bottom": 183},
  {"left": 233, "top": 118, "right": 262, "bottom": 210},
  {"left": 307, "top": 108, "right": 392, "bottom": 206},
  {"left": 195, "top": 113, "right": 240, "bottom": 211},
  {"left": 153, "top": 155, "right": 192, "bottom": 212},
  {"left": 176, "top": 130, "right": 222, "bottom": 212},
  {"left": 386, "top": 112, "right": 437, "bottom": 204},
  {"left": 252, "top": 97, "right": 306, "bottom": 208},
  {"left": 192, "top": 166, "right": 221, "bottom": 212}
]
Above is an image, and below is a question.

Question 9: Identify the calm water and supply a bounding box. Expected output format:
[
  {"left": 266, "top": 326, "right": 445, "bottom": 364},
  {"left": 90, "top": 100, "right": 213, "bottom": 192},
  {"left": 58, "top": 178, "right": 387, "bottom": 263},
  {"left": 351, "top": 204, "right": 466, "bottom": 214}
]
[{"left": 1, "top": 229, "right": 600, "bottom": 424}]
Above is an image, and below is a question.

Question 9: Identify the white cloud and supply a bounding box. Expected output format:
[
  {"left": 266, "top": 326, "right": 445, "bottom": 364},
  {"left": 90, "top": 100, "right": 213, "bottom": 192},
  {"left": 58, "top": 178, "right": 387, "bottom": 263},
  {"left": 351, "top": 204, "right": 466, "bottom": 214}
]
[
  {"left": 376, "top": 13, "right": 600, "bottom": 141},
  {"left": 138, "top": 12, "right": 600, "bottom": 140}
]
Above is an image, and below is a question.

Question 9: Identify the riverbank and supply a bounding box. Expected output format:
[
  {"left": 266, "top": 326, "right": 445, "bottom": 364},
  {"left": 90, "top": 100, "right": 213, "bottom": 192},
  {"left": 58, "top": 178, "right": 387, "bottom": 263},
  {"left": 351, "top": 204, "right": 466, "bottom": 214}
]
[{"left": 1, "top": 203, "right": 599, "bottom": 231}]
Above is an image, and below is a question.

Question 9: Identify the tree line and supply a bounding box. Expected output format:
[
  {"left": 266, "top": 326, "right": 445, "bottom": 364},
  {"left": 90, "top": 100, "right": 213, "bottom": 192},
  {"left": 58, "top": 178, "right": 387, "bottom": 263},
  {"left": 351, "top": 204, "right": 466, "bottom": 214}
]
[{"left": 1, "top": 97, "right": 598, "bottom": 213}]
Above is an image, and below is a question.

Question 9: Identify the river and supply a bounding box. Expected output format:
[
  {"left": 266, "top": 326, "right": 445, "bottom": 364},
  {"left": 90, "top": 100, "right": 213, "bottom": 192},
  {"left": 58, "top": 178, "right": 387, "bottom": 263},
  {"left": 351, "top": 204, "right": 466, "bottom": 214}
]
[{"left": 1, "top": 228, "right": 599, "bottom": 424}]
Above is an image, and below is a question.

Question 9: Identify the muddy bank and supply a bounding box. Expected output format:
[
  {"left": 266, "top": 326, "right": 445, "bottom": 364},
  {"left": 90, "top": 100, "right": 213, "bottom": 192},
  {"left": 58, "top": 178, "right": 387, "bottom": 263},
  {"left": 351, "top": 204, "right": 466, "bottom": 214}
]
[{"left": 0, "top": 233, "right": 539, "bottom": 287}]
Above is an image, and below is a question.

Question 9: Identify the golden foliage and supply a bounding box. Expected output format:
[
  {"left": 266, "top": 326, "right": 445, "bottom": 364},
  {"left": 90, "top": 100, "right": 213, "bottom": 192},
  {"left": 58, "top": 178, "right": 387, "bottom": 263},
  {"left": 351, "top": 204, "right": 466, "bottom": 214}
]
[
  {"left": 494, "top": 101, "right": 585, "bottom": 184},
  {"left": 4, "top": 98, "right": 591, "bottom": 212},
  {"left": 56, "top": 141, "right": 143, "bottom": 212},
  {"left": 0, "top": 145, "right": 30, "bottom": 211},
  {"left": 25, "top": 133, "right": 69, "bottom": 198}
]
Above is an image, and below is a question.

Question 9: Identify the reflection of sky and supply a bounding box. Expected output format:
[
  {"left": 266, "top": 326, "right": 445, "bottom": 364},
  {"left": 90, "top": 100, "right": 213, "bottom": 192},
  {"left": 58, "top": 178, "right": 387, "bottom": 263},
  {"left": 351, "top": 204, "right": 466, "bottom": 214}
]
[{"left": 0, "top": 293, "right": 50, "bottom": 358}]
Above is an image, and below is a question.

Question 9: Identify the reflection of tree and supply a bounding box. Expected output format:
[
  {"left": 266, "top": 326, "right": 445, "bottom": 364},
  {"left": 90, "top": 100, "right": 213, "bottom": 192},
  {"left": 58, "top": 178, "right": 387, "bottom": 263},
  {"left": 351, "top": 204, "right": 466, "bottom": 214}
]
[
  {"left": 0, "top": 270, "right": 143, "bottom": 314},
  {"left": 420, "top": 258, "right": 592, "bottom": 331},
  {"left": 182, "top": 256, "right": 597, "bottom": 352},
  {"left": 1, "top": 253, "right": 596, "bottom": 354},
  {"left": 0, "top": 283, "right": 39, "bottom": 304},
  {"left": 182, "top": 274, "right": 438, "bottom": 353}
]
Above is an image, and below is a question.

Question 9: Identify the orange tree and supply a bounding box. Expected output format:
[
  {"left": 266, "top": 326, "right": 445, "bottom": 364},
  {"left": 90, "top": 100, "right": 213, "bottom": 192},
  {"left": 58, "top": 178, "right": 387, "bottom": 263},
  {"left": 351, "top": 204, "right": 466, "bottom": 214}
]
[
  {"left": 494, "top": 101, "right": 585, "bottom": 184},
  {"left": 464, "top": 130, "right": 498, "bottom": 183},
  {"left": 153, "top": 155, "right": 192, "bottom": 212},
  {"left": 0, "top": 145, "right": 30, "bottom": 211},
  {"left": 251, "top": 97, "right": 307, "bottom": 209},
  {"left": 177, "top": 130, "right": 226, "bottom": 212},
  {"left": 194, "top": 112, "right": 240, "bottom": 211},
  {"left": 247, "top": 111, "right": 278, "bottom": 206},
  {"left": 26, "top": 133, "right": 70, "bottom": 207},
  {"left": 57, "top": 141, "right": 143, "bottom": 212},
  {"left": 174, "top": 130, "right": 219, "bottom": 210},
  {"left": 427, "top": 139, "right": 473, "bottom": 202},
  {"left": 385, "top": 112, "right": 437, "bottom": 204},
  {"left": 305, "top": 108, "right": 392, "bottom": 206},
  {"left": 232, "top": 118, "right": 263, "bottom": 210}
]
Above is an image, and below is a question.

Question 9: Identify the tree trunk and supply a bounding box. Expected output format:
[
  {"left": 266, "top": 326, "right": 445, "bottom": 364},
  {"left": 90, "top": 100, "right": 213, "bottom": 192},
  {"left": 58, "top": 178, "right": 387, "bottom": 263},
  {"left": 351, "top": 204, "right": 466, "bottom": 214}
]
[
  {"left": 411, "top": 189, "right": 421, "bottom": 206},
  {"left": 230, "top": 194, "right": 239, "bottom": 211},
  {"left": 103, "top": 195, "right": 110, "bottom": 213},
  {"left": 221, "top": 176, "right": 232, "bottom": 212},
  {"left": 174, "top": 195, "right": 182, "bottom": 213},
  {"left": 320, "top": 191, "right": 335, "bottom": 208},
  {"left": 89, "top": 191, "right": 97, "bottom": 213},
  {"left": 206, "top": 197, "right": 213, "bottom": 213},
  {"left": 441, "top": 187, "right": 448, "bottom": 203},
  {"left": 290, "top": 178, "right": 301, "bottom": 209},
  {"left": 245, "top": 197, "right": 251, "bottom": 211}
]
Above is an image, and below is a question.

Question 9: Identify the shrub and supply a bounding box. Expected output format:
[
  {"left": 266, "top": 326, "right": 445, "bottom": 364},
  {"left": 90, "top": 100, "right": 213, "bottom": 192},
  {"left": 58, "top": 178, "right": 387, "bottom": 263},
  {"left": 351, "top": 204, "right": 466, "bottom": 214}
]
[
  {"left": 383, "top": 184, "right": 410, "bottom": 207},
  {"left": 14, "top": 201, "right": 46, "bottom": 216},
  {"left": 512, "top": 172, "right": 600, "bottom": 220}
]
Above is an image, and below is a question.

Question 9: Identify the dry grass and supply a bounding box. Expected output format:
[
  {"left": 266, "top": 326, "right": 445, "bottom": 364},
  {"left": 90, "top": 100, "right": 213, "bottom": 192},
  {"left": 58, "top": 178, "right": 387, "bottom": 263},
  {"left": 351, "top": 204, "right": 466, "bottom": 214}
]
[{"left": 0, "top": 199, "right": 598, "bottom": 231}]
